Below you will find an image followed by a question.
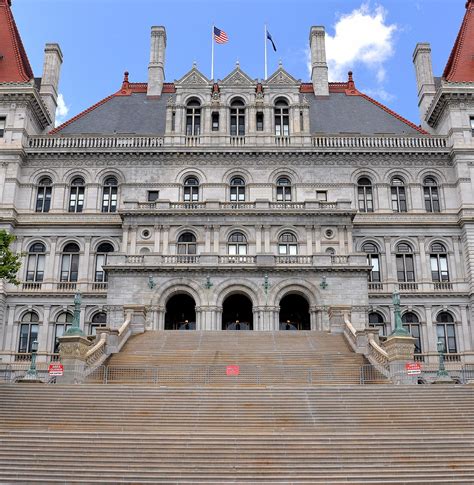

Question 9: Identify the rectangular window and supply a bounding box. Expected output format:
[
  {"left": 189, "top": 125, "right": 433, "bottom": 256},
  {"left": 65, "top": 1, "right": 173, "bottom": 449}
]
[
  {"left": 470, "top": 117, "right": 474, "bottom": 136},
  {"left": 212, "top": 112, "right": 219, "bottom": 131},
  {"left": 147, "top": 191, "right": 159, "bottom": 202},
  {"left": 18, "top": 324, "right": 38, "bottom": 353},
  {"left": 171, "top": 111, "right": 176, "bottom": 132},
  {"left": 0, "top": 117, "right": 5, "bottom": 138},
  {"left": 256, "top": 112, "right": 264, "bottom": 131},
  {"left": 316, "top": 191, "right": 327, "bottom": 201}
]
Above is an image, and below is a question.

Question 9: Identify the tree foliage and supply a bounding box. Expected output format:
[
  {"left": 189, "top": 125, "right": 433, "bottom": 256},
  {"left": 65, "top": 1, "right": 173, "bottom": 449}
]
[{"left": 0, "top": 230, "right": 21, "bottom": 285}]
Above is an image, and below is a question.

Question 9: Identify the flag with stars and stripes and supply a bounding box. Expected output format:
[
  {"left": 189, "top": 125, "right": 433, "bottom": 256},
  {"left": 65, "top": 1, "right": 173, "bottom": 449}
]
[{"left": 214, "top": 26, "right": 229, "bottom": 44}]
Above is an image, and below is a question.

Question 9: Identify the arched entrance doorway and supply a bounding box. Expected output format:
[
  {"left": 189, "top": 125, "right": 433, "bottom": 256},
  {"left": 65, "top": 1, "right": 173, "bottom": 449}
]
[
  {"left": 222, "top": 294, "right": 253, "bottom": 330},
  {"left": 165, "top": 294, "right": 196, "bottom": 330},
  {"left": 279, "top": 294, "right": 310, "bottom": 330}
]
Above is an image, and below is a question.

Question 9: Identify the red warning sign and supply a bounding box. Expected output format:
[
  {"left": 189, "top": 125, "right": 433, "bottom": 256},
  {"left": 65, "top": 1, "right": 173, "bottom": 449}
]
[
  {"left": 226, "top": 365, "right": 240, "bottom": 376},
  {"left": 405, "top": 362, "right": 421, "bottom": 375},
  {"left": 48, "top": 363, "right": 64, "bottom": 376}
]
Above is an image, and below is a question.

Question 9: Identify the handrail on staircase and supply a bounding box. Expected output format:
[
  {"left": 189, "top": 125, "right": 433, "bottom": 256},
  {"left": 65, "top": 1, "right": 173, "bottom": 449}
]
[
  {"left": 85, "top": 332, "right": 107, "bottom": 360},
  {"left": 118, "top": 314, "right": 132, "bottom": 337}
]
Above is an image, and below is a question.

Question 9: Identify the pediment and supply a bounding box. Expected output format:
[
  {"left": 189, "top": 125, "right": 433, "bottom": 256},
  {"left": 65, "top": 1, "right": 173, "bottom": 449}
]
[
  {"left": 220, "top": 67, "right": 255, "bottom": 87},
  {"left": 266, "top": 67, "right": 300, "bottom": 86},
  {"left": 176, "top": 67, "right": 211, "bottom": 86}
]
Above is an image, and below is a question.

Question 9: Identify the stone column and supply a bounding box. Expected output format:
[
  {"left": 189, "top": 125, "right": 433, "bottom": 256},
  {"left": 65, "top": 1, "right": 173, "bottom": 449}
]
[
  {"left": 255, "top": 225, "right": 262, "bottom": 253},
  {"left": 129, "top": 226, "right": 138, "bottom": 255},
  {"left": 79, "top": 237, "right": 91, "bottom": 284},
  {"left": 314, "top": 225, "right": 321, "bottom": 253},
  {"left": 309, "top": 306, "right": 318, "bottom": 331},
  {"left": 153, "top": 225, "right": 161, "bottom": 253},
  {"left": 213, "top": 225, "right": 220, "bottom": 253},
  {"left": 121, "top": 225, "right": 129, "bottom": 253},
  {"left": 162, "top": 225, "right": 170, "bottom": 254},
  {"left": 305, "top": 225, "right": 313, "bottom": 256},
  {"left": 204, "top": 225, "right": 211, "bottom": 253},
  {"left": 264, "top": 225, "right": 271, "bottom": 253},
  {"left": 338, "top": 226, "right": 346, "bottom": 254},
  {"left": 156, "top": 306, "right": 165, "bottom": 330}
]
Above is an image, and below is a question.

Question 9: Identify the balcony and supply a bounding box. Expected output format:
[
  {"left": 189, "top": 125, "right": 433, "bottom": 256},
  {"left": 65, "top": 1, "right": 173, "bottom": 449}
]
[
  {"left": 367, "top": 281, "right": 468, "bottom": 295},
  {"left": 18, "top": 282, "right": 109, "bottom": 293},
  {"left": 122, "top": 199, "right": 352, "bottom": 214},
  {"left": 27, "top": 134, "right": 449, "bottom": 153}
]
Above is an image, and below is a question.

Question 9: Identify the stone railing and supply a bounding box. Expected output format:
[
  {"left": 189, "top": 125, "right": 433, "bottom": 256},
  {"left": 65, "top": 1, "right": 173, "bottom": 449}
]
[
  {"left": 218, "top": 255, "right": 256, "bottom": 264},
  {"left": 367, "top": 336, "right": 389, "bottom": 374},
  {"left": 84, "top": 332, "right": 108, "bottom": 373},
  {"left": 124, "top": 199, "right": 353, "bottom": 213},
  {"left": 343, "top": 314, "right": 358, "bottom": 351},
  {"left": 27, "top": 134, "right": 449, "bottom": 152},
  {"left": 19, "top": 281, "right": 108, "bottom": 293},
  {"left": 367, "top": 281, "right": 468, "bottom": 294}
]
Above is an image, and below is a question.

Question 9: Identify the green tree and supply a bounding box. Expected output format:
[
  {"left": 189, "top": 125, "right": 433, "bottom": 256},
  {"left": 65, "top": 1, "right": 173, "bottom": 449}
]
[{"left": 0, "top": 230, "right": 21, "bottom": 285}]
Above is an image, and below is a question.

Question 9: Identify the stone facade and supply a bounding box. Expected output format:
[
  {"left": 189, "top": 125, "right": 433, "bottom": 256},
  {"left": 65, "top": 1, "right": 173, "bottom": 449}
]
[{"left": 0, "top": 0, "right": 473, "bottom": 366}]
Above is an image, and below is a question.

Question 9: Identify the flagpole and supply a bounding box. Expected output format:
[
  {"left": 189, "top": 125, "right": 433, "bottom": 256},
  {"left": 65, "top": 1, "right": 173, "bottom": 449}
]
[
  {"left": 264, "top": 24, "right": 268, "bottom": 80},
  {"left": 211, "top": 24, "right": 215, "bottom": 80}
]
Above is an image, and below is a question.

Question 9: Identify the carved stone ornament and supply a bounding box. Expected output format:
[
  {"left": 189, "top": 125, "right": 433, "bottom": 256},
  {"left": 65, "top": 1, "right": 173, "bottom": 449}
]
[
  {"left": 59, "top": 335, "right": 92, "bottom": 361},
  {"left": 384, "top": 335, "right": 415, "bottom": 362}
]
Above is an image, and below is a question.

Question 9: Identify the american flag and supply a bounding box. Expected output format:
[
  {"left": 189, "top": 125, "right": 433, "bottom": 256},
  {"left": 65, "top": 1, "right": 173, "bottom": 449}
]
[{"left": 214, "top": 26, "right": 229, "bottom": 44}]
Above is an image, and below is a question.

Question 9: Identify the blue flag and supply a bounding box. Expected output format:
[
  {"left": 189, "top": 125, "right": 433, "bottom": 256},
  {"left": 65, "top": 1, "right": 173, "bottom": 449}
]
[{"left": 266, "top": 30, "right": 277, "bottom": 52}]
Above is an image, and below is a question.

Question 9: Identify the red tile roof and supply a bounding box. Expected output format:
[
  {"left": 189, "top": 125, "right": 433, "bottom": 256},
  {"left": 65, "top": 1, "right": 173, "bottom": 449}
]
[
  {"left": 443, "top": 0, "right": 474, "bottom": 82},
  {"left": 0, "top": 0, "right": 33, "bottom": 83}
]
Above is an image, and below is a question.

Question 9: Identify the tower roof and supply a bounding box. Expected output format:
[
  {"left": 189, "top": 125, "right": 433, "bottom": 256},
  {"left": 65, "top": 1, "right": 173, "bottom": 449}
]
[
  {"left": 443, "top": 0, "right": 474, "bottom": 82},
  {"left": 0, "top": 0, "right": 34, "bottom": 83}
]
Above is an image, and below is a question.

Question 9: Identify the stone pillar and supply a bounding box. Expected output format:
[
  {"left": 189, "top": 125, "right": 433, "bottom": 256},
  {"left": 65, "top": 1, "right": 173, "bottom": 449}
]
[
  {"left": 123, "top": 305, "right": 147, "bottom": 334},
  {"left": 204, "top": 225, "right": 211, "bottom": 252},
  {"left": 328, "top": 305, "right": 351, "bottom": 334},
  {"left": 384, "top": 334, "right": 416, "bottom": 385},
  {"left": 264, "top": 225, "right": 271, "bottom": 253},
  {"left": 162, "top": 225, "right": 170, "bottom": 254},
  {"left": 309, "top": 306, "right": 318, "bottom": 331},
  {"left": 255, "top": 225, "right": 262, "bottom": 253},
  {"left": 305, "top": 225, "right": 313, "bottom": 256},
  {"left": 129, "top": 226, "right": 137, "bottom": 255},
  {"left": 121, "top": 225, "right": 129, "bottom": 253},
  {"left": 314, "top": 225, "right": 321, "bottom": 253},
  {"left": 153, "top": 225, "right": 161, "bottom": 253},
  {"left": 213, "top": 225, "right": 220, "bottom": 253},
  {"left": 57, "top": 335, "right": 92, "bottom": 384}
]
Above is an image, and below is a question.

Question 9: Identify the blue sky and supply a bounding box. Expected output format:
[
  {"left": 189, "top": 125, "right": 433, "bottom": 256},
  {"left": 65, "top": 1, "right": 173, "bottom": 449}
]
[{"left": 14, "top": 0, "right": 463, "bottom": 127}]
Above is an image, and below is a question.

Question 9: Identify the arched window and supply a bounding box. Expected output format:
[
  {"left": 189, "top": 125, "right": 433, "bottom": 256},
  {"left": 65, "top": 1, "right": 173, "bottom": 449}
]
[
  {"left": 69, "top": 177, "right": 85, "bottom": 213},
  {"left": 183, "top": 177, "right": 199, "bottom": 202},
  {"left": 90, "top": 312, "right": 107, "bottom": 336},
  {"left": 274, "top": 99, "right": 289, "bottom": 136},
  {"left": 228, "top": 232, "right": 247, "bottom": 255},
  {"left": 186, "top": 99, "right": 201, "bottom": 136},
  {"left": 402, "top": 312, "right": 422, "bottom": 354},
  {"left": 60, "top": 243, "right": 80, "bottom": 282},
  {"left": 278, "top": 232, "right": 298, "bottom": 255},
  {"left": 25, "top": 242, "right": 46, "bottom": 282},
  {"left": 423, "top": 177, "right": 440, "bottom": 213},
  {"left": 177, "top": 232, "right": 197, "bottom": 255},
  {"left": 396, "top": 243, "right": 415, "bottom": 282},
  {"left": 325, "top": 247, "right": 335, "bottom": 255},
  {"left": 436, "top": 312, "right": 457, "bottom": 354},
  {"left": 230, "top": 99, "right": 245, "bottom": 136},
  {"left": 18, "top": 312, "right": 39, "bottom": 354},
  {"left": 362, "top": 242, "right": 381, "bottom": 282},
  {"left": 102, "top": 176, "right": 118, "bottom": 213},
  {"left": 391, "top": 177, "right": 407, "bottom": 212},
  {"left": 35, "top": 177, "right": 52, "bottom": 213},
  {"left": 430, "top": 242, "right": 449, "bottom": 282},
  {"left": 230, "top": 177, "right": 245, "bottom": 202},
  {"left": 276, "top": 177, "right": 292, "bottom": 202},
  {"left": 368, "top": 312, "right": 387, "bottom": 337},
  {"left": 54, "top": 312, "right": 73, "bottom": 353},
  {"left": 357, "top": 177, "right": 373, "bottom": 213},
  {"left": 95, "top": 242, "right": 114, "bottom": 282}
]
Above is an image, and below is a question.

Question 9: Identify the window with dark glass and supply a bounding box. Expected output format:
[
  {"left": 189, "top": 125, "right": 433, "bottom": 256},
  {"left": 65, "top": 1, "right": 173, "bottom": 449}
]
[
  {"left": 362, "top": 242, "right": 381, "bottom": 282},
  {"left": 274, "top": 99, "right": 289, "bottom": 136},
  {"left": 211, "top": 112, "right": 219, "bottom": 131},
  {"left": 0, "top": 117, "right": 5, "bottom": 138},
  {"left": 60, "top": 242, "right": 80, "bottom": 282},
  {"left": 402, "top": 312, "right": 422, "bottom": 354},
  {"left": 35, "top": 177, "right": 52, "bottom": 213},
  {"left": 278, "top": 233, "right": 298, "bottom": 255},
  {"left": 102, "top": 176, "right": 118, "bottom": 213},
  {"left": 396, "top": 243, "right": 415, "bottom": 282},
  {"left": 228, "top": 232, "right": 247, "bottom": 255},
  {"left": 316, "top": 191, "right": 327, "bottom": 201},
  {"left": 470, "top": 117, "right": 474, "bottom": 136},
  {"left": 95, "top": 242, "right": 114, "bottom": 282},
  {"left": 183, "top": 177, "right": 199, "bottom": 202},
  {"left": 230, "top": 177, "right": 245, "bottom": 202},
  {"left": 186, "top": 100, "right": 201, "bottom": 136},
  {"left": 90, "top": 312, "right": 107, "bottom": 336},
  {"left": 357, "top": 178, "right": 373, "bottom": 212},
  {"left": 69, "top": 177, "right": 85, "bottom": 213},
  {"left": 423, "top": 177, "right": 440, "bottom": 212},
  {"left": 436, "top": 312, "right": 457, "bottom": 353},
  {"left": 230, "top": 99, "right": 245, "bottom": 136},
  {"left": 54, "top": 313, "right": 73, "bottom": 353},
  {"left": 391, "top": 177, "right": 407, "bottom": 212},
  {"left": 18, "top": 312, "right": 39, "bottom": 353},
  {"left": 276, "top": 177, "right": 292, "bottom": 202},
  {"left": 430, "top": 242, "right": 449, "bottom": 282},
  {"left": 26, "top": 242, "right": 46, "bottom": 282},
  {"left": 368, "top": 312, "right": 386, "bottom": 336},
  {"left": 147, "top": 191, "right": 159, "bottom": 202},
  {"left": 177, "top": 232, "right": 197, "bottom": 255},
  {"left": 256, "top": 112, "right": 264, "bottom": 131}
]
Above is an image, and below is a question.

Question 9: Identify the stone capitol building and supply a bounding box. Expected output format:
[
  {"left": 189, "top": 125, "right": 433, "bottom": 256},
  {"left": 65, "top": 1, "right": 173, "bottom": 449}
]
[{"left": 0, "top": 0, "right": 473, "bottom": 368}]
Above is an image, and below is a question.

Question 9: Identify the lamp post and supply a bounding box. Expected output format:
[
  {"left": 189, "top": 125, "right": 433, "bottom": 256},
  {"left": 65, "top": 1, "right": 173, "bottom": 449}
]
[
  {"left": 64, "top": 292, "right": 85, "bottom": 337},
  {"left": 437, "top": 338, "right": 449, "bottom": 379},
  {"left": 24, "top": 339, "right": 38, "bottom": 380},
  {"left": 390, "top": 288, "right": 410, "bottom": 337}
]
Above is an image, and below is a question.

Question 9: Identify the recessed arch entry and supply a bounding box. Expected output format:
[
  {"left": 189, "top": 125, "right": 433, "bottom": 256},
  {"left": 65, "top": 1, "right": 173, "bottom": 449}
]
[
  {"left": 222, "top": 293, "right": 253, "bottom": 330},
  {"left": 279, "top": 293, "right": 311, "bottom": 331},
  {"left": 164, "top": 293, "right": 196, "bottom": 330}
]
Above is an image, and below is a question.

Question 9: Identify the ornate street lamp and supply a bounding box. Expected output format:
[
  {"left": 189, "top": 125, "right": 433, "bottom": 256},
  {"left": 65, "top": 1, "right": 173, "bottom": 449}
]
[
  {"left": 437, "top": 338, "right": 450, "bottom": 379},
  {"left": 390, "top": 288, "right": 410, "bottom": 337},
  {"left": 24, "top": 339, "right": 38, "bottom": 380},
  {"left": 64, "top": 292, "right": 85, "bottom": 337}
]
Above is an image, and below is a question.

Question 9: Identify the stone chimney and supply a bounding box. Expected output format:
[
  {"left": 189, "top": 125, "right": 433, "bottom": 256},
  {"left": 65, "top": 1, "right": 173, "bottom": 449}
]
[
  {"left": 412, "top": 43, "right": 436, "bottom": 130},
  {"left": 39, "top": 43, "right": 63, "bottom": 127},
  {"left": 147, "top": 26, "right": 167, "bottom": 97},
  {"left": 309, "top": 26, "right": 329, "bottom": 96}
]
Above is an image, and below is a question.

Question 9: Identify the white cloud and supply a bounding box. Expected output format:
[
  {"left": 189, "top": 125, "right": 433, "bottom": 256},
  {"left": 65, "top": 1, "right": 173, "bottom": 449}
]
[
  {"left": 55, "top": 93, "right": 69, "bottom": 127},
  {"left": 362, "top": 87, "right": 395, "bottom": 103},
  {"left": 307, "top": 3, "right": 397, "bottom": 98}
]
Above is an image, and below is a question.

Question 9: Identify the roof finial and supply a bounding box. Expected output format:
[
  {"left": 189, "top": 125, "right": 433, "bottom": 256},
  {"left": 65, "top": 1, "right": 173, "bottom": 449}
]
[
  {"left": 192, "top": 60, "right": 197, "bottom": 68},
  {"left": 123, "top": 71, "right": 129, "bottom": 83},
  {"left": 347, "top": 71, "right": 356, "bottom": 91},
  {"left": 236, "top": 60, "right": 240, "bottom": 68},
  {"left": 278, "top": 59, "right": 283, "bottom": 67}
]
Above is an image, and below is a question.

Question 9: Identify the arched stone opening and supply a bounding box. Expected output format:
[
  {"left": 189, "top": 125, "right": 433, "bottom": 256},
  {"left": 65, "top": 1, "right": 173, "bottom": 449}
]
[
  {"left": 222, "top": 294, "right": 253, "bottom": 330},
  {"left": 279, "top": 294, "right": 310, "bottom": 331},
  {"left": 165, "top": 293, "right": 196, "bottom": 330}
]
